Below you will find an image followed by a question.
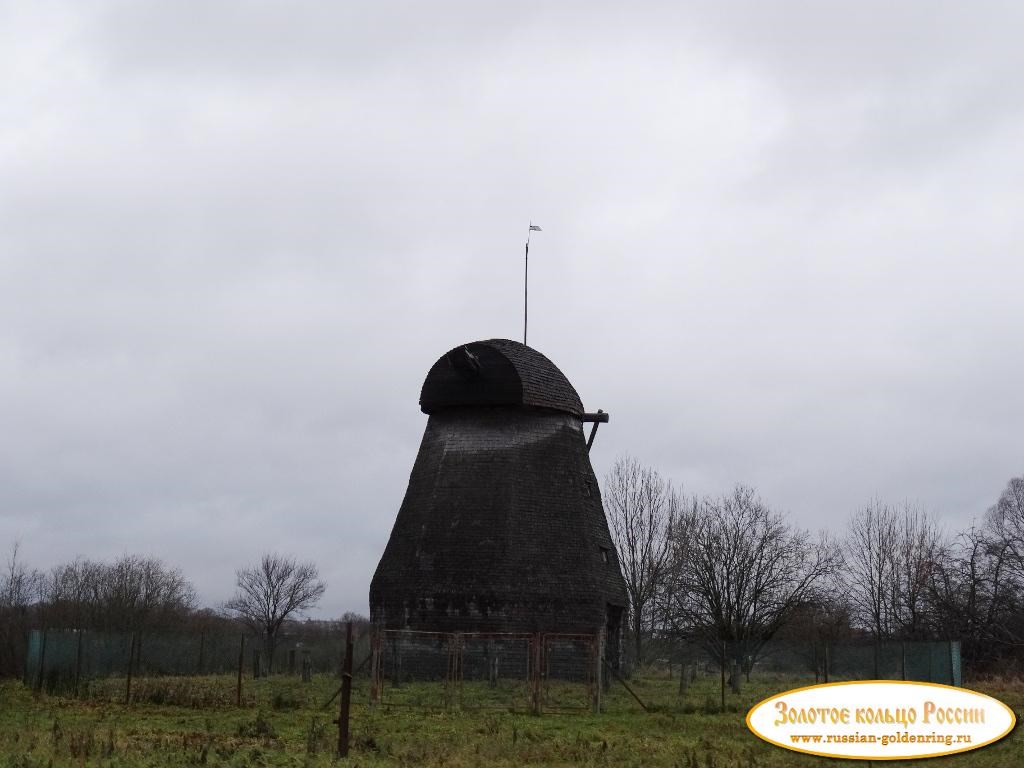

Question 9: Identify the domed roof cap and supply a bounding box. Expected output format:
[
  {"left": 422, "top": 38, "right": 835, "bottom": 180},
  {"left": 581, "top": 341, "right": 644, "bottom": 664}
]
[{"left": 419, "top": 339, "right": 584, "bottom": 417}]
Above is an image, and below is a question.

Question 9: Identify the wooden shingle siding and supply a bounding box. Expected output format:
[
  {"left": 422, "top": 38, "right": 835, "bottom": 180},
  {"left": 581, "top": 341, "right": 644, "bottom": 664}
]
[{"left": 371, "top": 340, "right": 626, "bottom": 637}]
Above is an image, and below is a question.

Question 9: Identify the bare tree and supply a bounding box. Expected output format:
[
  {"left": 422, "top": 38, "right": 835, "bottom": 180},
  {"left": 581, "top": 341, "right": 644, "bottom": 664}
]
[
  {"left": 896, "top": 505, "right": 942, "bottom": 638},
  {"left": 224, "top": 553, "right": 326, "bottom": 674},
  {"left": 1, "top": 542, "right": 42, "bottom": 610},
  {"left": 924, "top": 476, "right": 1024, "bottom": 670},
  {"left": 664, "top": 485, "right": 838, "bottom": 677},
  {"left": 844, "top": 500, "right": 899, "bottom": 637},
  {"left": 986, "top": 476, "right": 1024, "bottom": 582},
  {"left": 100, "top": 555, "right": 197, "bottom": 631},
  {"left": 604, "top": 456, "right": 677, "bottom": 669},
  {"left": 843, "top": 501, "right": 941, "bottom": 639},
  {"left": 41, "top": 555, "right": 196, "bottom": 633},
  {"left": 927, "top": 522, "right": 1016, "bottom": 667},
  {"left": 0, "top": 543, "right": 44, "bottom": 677}
]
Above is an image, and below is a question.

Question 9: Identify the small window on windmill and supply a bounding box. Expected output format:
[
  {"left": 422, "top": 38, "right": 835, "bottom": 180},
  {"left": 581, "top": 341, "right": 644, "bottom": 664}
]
[{"left": 599, "top": 546, "right": 609, "bottom": 564}]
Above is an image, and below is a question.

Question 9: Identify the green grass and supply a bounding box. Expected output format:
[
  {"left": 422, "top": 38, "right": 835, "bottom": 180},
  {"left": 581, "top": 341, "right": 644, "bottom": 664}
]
[{"left": 1, "top": 672, "right": 1022, "bottom": 767}]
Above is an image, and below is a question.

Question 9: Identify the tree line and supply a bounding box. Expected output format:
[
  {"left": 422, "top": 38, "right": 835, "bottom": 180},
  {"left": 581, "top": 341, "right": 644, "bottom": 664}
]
[
  {"left": 0, "top": 549, "right": 332, "bottom": 678},
  {"left": 605, "top": 455, "right": 1024, "bottom": 678},
  {"left": 6, "top": 467, "right": 1022, "bottom": 681}
]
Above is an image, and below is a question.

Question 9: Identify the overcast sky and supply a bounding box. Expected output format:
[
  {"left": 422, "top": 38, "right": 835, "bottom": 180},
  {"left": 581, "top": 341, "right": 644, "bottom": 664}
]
[{"left": 2, "top": 1, "right": 1022, "bottom": 617}]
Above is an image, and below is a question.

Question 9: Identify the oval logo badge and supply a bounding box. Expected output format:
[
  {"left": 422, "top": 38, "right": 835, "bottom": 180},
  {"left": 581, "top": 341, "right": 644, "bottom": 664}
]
[{"left": 746, "top": 681, "right": 1016, "bottom": 760}]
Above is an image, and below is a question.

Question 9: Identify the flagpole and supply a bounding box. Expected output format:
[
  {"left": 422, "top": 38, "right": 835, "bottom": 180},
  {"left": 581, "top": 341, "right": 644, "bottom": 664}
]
[
  {"left": 524, "top": 223, "right": 530, "bottom": 346},
  {"left": 524, "top": 222, "right": 540, "bottom": 346}
]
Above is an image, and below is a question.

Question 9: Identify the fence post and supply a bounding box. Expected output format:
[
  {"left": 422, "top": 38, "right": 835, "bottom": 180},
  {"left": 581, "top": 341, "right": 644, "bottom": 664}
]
[
  {"left": 74, "top": 630, "right": 84, "bottom": 698},
  {"left": 445, "top": 633, "right": 461, "bottom": 711},
  {"left": 592, "top": 631, "right": 603, "bottom": 714},
  {"left": 949, "top": 640, "right": 955, "bottom": 686},
  {"left": 487, "top": 640, "right": 498, "bottom": 688},
  {"left": 720, "top": 640, "right": 726, "bottom": 710},
  {"left": 301, "top": 651, "right": 312, "bottom": 682},
  {"left": 444, "top": 635, "right": 453, "bottom": 710},
  {"left": 455, "top": 634, "right": 463, "bottom": 708},
  {"left": 369, "top": 627, "right": 381, "bottom": 706},
  {"left": 824, "top": 641, "right": 830, "bottom": 684},
  {"left": 901, "top": 641, "right": 906, "bottom": 681},
  {"left": 35, "top": 629, "right": 48, "bottom": 693},
  {"left": 337, "top": 621, "right": 353, "bottom": 757},
  {"left": 525, "top": 638, "right": 530, "bottom": 693},
  {"left": 236, "top": 634, "right": 244, "bottom": 707},
  {"left": 530, "top": 633, "right": 542, "bottom": 715},
  {"left": 391, "top": 633, "right": 403, "bottom": 689},
  {"left": 125, "top": 632, "right": 136, "bottom": 706}
]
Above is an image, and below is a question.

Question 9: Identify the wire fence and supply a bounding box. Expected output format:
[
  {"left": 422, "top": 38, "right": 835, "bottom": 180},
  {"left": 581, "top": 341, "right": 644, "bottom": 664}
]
[
  {"left": 369, "top": 630, "right": 600, "bottom": 713},
  {"left": 23, "top": 625, "right": 373, "bottom": 699},
  {"left": 825, "top": 639, "right": 961, "bottom": 685},
  {"left": 22, "top": 626, "right": 962, "bottom": 714},
  {"left": 662, "top": 637, "right": 962, "bottom": 691},
  {"left": 23, "top": 626, "right": 604, "bottom": 713}
]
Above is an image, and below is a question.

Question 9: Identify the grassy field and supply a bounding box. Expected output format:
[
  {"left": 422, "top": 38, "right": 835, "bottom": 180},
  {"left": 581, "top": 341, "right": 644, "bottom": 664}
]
[{"left": 1, "top": 672, "right": 1021, "bottom": 767}]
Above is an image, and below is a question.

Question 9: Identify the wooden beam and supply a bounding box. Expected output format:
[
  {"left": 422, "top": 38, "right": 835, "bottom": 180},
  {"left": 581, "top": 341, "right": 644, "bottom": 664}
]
[
  {"left": 601, "top": 656, "right": 648, "bottom": 711},
  {"left": 586, "top": 410, "right": 608, "bottom": 452}
]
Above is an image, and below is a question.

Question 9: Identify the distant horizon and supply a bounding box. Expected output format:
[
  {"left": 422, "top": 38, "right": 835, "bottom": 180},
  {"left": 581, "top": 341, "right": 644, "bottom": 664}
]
[{"left": 10, "top": 469, "right": 1019, "bottom": 622}]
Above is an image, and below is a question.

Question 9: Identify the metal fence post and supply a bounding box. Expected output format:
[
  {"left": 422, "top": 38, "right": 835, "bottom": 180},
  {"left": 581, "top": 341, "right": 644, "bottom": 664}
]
[
  {"left": 34, "top": 629, "right": 48, "bottom": 693},
  {"left": 74, "top": 630, "right": 84, "bottom": 697},
  {"left": 948, "top": 639, "right": 955, "bottom": 686}
]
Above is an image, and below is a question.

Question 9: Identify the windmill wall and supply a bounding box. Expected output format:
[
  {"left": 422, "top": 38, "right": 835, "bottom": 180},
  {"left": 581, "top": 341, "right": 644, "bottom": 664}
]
[{"left": 369, "top": 339, "right": 627, "bottom": 644}]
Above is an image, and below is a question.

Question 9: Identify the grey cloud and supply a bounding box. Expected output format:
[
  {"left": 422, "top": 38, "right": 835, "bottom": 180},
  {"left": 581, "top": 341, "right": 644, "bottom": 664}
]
[{"left": 1, "top": 1, "right": 1021, "bottom": 616}]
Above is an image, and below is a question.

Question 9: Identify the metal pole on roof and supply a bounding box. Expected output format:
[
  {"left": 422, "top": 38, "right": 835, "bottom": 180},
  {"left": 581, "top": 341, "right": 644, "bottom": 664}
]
[{"left": 525, "top": 223, "right": 541, "bottom": 346}]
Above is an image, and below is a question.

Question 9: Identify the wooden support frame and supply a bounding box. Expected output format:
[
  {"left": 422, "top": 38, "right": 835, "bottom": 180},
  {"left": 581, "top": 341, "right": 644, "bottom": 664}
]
[{"left": 583, "top": 410, "right": 609, "bottom": 452}]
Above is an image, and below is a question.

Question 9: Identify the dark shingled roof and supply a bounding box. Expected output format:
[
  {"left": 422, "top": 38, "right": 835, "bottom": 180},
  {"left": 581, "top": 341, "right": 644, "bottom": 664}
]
[{"left": 420, "top": 339, "right": 585, "bottom": 418}]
